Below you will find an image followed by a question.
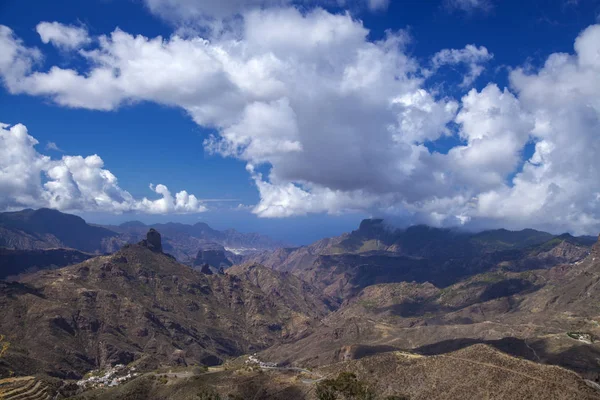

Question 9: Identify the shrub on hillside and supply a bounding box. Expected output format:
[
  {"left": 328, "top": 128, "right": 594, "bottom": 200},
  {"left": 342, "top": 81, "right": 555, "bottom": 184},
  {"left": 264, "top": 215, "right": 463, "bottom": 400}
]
[{"left": 316, "top": 372, "right": 376, "bottom": 400}]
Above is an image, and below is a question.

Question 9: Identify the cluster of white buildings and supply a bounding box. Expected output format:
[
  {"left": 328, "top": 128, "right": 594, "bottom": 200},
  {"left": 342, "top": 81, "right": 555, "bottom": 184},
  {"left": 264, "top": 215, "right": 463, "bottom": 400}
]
[
  {"left": 246, "top": 354, "right": 278, "bottom": 368},
  {"left": 568, "top": 332, "right": 594, "bottom": 344},
  {"left": 77, "top": 364, "right": 139, "bottom": 389}
]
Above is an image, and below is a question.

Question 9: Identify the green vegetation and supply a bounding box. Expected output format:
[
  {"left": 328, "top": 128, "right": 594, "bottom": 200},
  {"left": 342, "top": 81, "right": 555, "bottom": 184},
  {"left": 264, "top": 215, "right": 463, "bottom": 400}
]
[
  {"left": 193, "top": 365, "right": 209, "bottom": 375},
  {"left": 566, "top": 332, "right": 595, "bottom": 343},
  {"left": 358, "top": 240, "right": 385, "bottom": 253},
  {"left": 531, "top": 237, "right": 564, "bottom": 254},
  {"left": 358, "top": 300, "right": 378, "bottom": 309},
  {"left": 517, "top": 271, "right": 535, "bottom": 280},
  {"left": 316, "top": 372, "right": 376, "bottom": 400},
  {"left": 315, "top": 373, "right": 410, "bottom": 399},
  {"left": 470, "top": 229, "right": 554, "bottom": 251},
  {"left": 471, "top": 272, "right": 505, "bottom": 286},
  {"left": 196, "top": 389, "right": 221, "bottom": 399},
  {"left": 83, "top": 369, "right": 106, "bottom": 379}
]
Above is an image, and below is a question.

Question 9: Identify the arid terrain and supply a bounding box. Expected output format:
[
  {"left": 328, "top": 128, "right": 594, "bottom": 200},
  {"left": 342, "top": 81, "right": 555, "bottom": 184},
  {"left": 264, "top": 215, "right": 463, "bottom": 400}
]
[{"left": 1, "top": 211, "right": 600, "bottom": 399}]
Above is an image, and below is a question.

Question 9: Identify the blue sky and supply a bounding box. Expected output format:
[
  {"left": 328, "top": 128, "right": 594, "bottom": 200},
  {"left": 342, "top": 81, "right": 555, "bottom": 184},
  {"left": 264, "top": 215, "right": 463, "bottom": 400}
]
[{"left": 1, "top": 0, "right": 600, "bottom": 244}]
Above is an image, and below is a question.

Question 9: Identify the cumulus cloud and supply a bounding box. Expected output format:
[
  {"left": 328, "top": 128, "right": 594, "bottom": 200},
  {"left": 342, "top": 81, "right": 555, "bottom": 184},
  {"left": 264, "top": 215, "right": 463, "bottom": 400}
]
[
  {"left": 36, "top": 22, "right": 91, "bottom": 50},
  {"left": 432, "top": 44, "right": 493, "bottom": 87},
  {"left": 0, "top": 123, "right": 207, "bottom": 214},
  {"left": 448, "top": 84, "right": 533, "bottom": 188},
  {"left": 2, "top": 10, "right": 600, "bottom": 234},
  {"left": 473, "top": 24, "right": 600, "bottom": 234}
]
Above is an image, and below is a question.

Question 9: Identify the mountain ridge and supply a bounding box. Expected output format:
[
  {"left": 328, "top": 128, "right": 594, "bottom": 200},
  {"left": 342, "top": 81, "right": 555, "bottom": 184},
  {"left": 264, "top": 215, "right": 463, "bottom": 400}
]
[
  {"left": 0, "top": 230, "right": 330, "bottom": 379},
  {"left": 245, "top": 218, "right": 594, "bottom": 300},
  {"left": 0, "top": 209, "right": 286, "bottom": 269},
  {"left": 258, "top": 234, "right": 600, "bottom": 380}
]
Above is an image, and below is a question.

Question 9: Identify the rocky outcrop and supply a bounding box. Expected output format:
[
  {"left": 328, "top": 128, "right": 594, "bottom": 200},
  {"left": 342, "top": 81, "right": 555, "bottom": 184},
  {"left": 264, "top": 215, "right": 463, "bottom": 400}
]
[
  {"left": 192, "top": 242, "right": 234, "bottom": 270},
  {"left": 199, "top": 263, "right": 213, "bottom": 275},
  {"left": 138, "top": 229, "right": 163, "bottom": 253}
]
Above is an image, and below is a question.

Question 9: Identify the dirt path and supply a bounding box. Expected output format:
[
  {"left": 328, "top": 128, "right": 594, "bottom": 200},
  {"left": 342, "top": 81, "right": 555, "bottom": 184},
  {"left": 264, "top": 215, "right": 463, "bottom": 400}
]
[{"left": 149, "top": 366, "right": 225, "bottom": 380}]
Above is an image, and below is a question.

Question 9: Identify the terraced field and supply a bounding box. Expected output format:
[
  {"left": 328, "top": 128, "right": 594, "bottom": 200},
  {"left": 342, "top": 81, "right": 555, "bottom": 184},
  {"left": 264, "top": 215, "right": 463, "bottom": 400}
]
[{"left": 0, "top": 377, "right": 51, "bottom": 400}]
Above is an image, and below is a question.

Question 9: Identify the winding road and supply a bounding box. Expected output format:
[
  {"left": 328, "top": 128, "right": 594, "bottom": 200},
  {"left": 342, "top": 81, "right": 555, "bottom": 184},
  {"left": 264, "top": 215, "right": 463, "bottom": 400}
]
[{"left": 258, "top": 365, "right": 326, "bottom": 384}]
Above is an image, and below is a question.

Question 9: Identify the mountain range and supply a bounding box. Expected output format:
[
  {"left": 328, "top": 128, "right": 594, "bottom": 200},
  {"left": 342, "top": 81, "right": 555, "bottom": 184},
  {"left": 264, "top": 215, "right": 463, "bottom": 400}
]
[
  {"left": 1, "top": 210, "right": 600, "bottom": 399},
  {"left": 246, "top": 218, "right": 596, "bottom": 297},
  {"left": 0, "top": 208, "right": 285, "bottom": 266}
]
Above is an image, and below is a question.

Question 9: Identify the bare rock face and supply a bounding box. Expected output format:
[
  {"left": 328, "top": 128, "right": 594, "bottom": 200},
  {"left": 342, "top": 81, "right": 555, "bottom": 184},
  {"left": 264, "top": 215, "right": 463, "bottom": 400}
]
[
  {"left": 537, "top": 240, "right": 590, "bottom": 264},
  {"left": 139, "top": 228, "right": 163, "bottom": 253},
  {"left": 146, "top": 228, "right": 163, "bottom": 252}
]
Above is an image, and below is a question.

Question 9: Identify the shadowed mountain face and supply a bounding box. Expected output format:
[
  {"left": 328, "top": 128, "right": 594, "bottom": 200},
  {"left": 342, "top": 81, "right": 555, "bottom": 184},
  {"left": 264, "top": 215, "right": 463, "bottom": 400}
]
[
  {"left": 192, "top": 242, "right": 240, "bottom": 272},
  {"left": 0, "top": 248, "right": 93, "bottom": 280},
  {"left": 0, "top": 209, "right": 116, "bottom": 253},
  {"left": 0, "top": 230, "right": 331, "bottom": 379},
  {"left": 246, "top": 219, "right": 594, "bottom": 298}
]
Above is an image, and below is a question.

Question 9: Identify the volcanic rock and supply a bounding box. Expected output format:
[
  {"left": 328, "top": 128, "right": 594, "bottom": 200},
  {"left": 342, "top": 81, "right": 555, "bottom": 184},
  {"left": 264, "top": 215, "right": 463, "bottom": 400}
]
[{"left": 139, "top": 228, "right": 163, "bottom": 253}]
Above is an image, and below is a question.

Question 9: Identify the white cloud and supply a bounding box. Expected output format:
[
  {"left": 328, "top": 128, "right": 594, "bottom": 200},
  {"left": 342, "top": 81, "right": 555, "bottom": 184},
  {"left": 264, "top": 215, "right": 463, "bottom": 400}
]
[
  {"left": 0, "top": 26, "right": 41, "bottom": 90},
  {"left": 367, "top": 0, "right": 390, "bottom": 12},
  {"left": 472, "top": 24, "right": 600, "bottom": 234},
  {"left": 0, "top": 123, "right": 207, "bottom": 214},
  {"left": 445, "top": 0, "right": 493, "bottom": 13},
  {"left": 144, "top": 0, "right": 290, "bottom": 22},
  {"left": 447, "top": 84, "right": 533, "bottom": 189},
  {"left": 143, "top": 0, "right": 391, "bottom": 25},
  {"left": 45, "top": 141, "right": 63, "bottom": 152},
  {"left": 36, "top": 22, "right": 91, "bottom": 50},
  {"left": 2, "top": 12, "right": 600, "bottom": 234},
  {"left": 204, "top": 98, "right": 302, "bottom": 162},
  {"left": 432, "top": 44, "right": 493, "bottom": 87}
]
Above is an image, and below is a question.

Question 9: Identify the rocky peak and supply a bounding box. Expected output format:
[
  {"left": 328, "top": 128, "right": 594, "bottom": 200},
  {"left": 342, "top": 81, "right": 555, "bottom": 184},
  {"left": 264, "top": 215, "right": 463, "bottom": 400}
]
[{"left": 139, "top": 228, "right": 163, "bottom": 253}]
